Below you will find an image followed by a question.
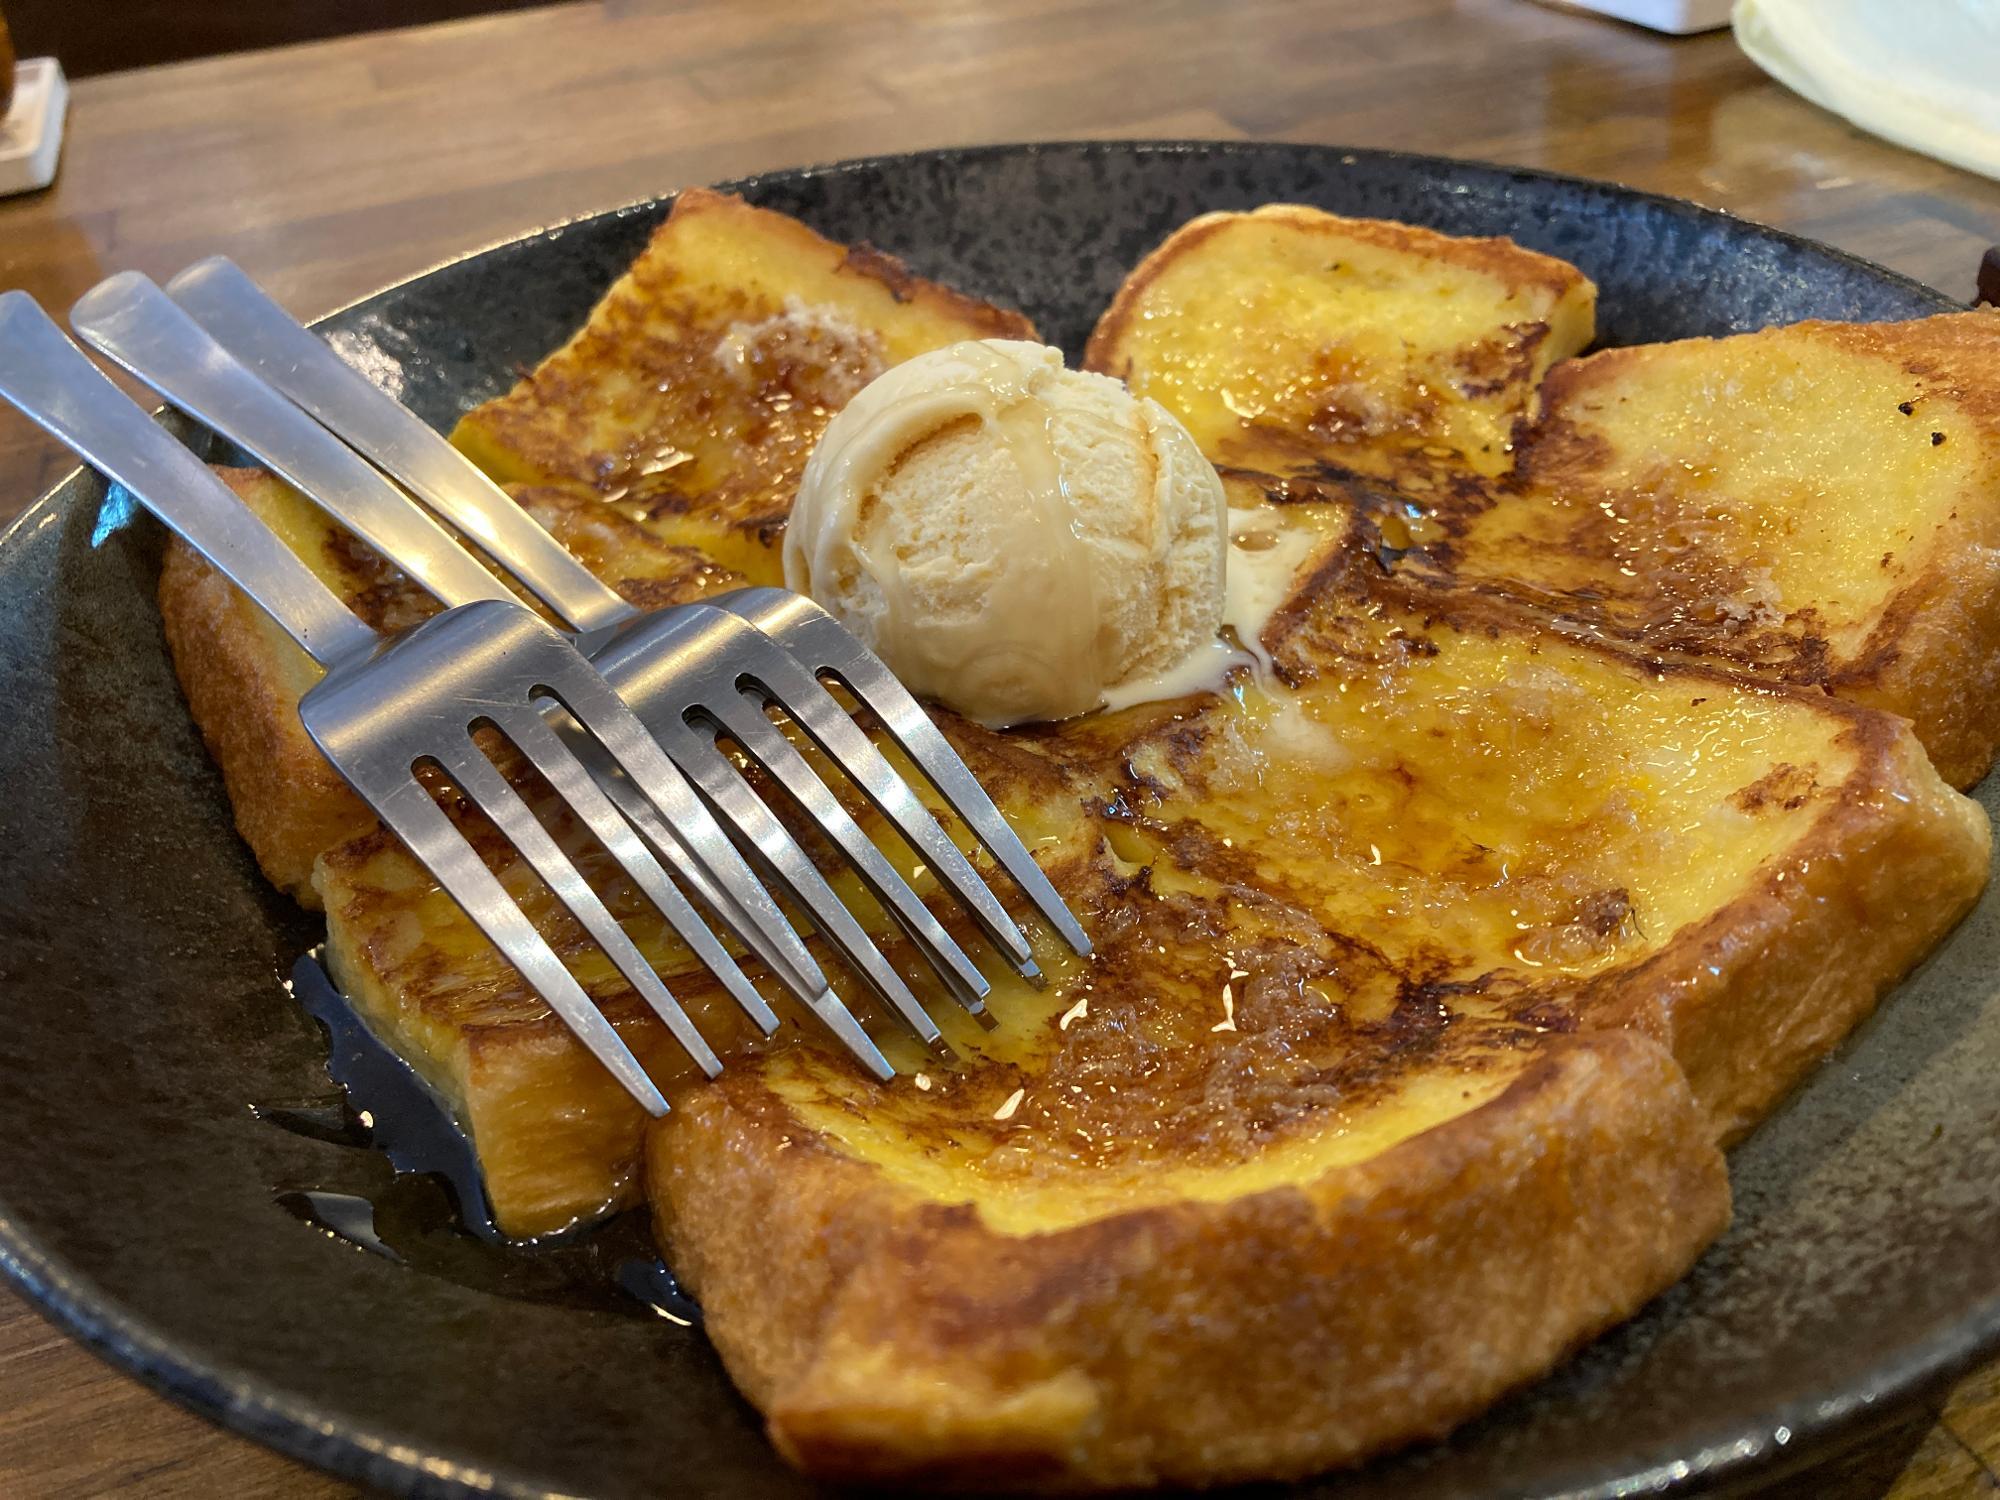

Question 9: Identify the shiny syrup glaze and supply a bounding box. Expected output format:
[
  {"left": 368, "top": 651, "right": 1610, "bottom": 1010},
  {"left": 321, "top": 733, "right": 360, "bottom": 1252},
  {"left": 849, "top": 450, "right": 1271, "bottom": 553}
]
[{"left": 262, "top": 953, "right": 700, "bottom": 1325}]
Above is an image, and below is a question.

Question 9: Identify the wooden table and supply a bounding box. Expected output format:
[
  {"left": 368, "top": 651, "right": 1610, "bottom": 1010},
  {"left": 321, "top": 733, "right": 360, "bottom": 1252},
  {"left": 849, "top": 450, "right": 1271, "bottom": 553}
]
[{"left": 2, "top": 1, "right": 1999, "bottom": 1493}]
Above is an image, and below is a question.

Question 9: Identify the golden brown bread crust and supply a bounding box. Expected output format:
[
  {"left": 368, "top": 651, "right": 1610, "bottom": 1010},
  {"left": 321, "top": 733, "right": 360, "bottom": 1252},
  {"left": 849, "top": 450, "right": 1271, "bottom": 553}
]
[
  {"left": 450, "top": 187, "right": 1036, "bottom": 574},
  {"left": 1082, "top": 204, "right": 1596, "bottom": 484},
  {"left": 1092, "top": 215, "right": 2000, "bottom": 788},
  {"left": 1570, "top": 688, "right": 1991, "bottom": 1140},
  {"left": 1084, "top": 206, "right": 1584, "bottom": 374},
  {"left": 633, "top": 537, "right": 1985, "bottom": 1485},
  {"left": 650, "top": 1029, "right": 1728, "bottom": 1489},
  {"left": 157, "top": 477, "right": 371, "bottom": 905},
  {"left": 1438, "top": 312, "right": 2000, "bottom": 787},
  {"left": 1831, "top": 543, "right": 2000, "bottom": 790},
  {"left": 1255, "top": 557, "right": 1997, "bottom": 1143}
]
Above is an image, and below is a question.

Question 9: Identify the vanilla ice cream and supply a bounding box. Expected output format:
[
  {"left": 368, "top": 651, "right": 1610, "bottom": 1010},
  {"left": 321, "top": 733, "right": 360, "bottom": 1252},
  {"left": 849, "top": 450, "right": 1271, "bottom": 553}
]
[{"left": 783, "top": 340, "right": 1228, "bottom": 727}]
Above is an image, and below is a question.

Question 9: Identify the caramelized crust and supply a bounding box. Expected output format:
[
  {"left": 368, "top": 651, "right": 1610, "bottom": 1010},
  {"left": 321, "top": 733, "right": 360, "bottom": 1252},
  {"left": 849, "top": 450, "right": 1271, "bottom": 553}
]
[
  {"left": 450, "top": 187, "right": 1036, "bottom": 578},
  {"left": 1091, "top": 217, "right": 2000, "bottom": 786},
  {"left": 636, "top": 537, "right": 1982, "bottom": 1483},
  {"left": 652, "top": 1030, "right": 1726, "bottom": 1490},
  {"left": 1429, "top": 312, "right": 2000, "bottom": 786},
  {"left": 1083, "top": 204, "right": 1596, "bottom": 481}
]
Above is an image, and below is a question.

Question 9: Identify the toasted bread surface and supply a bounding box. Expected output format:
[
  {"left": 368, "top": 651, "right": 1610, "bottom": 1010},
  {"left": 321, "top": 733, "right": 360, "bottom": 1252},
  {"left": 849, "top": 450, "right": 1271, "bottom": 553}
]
[
  {"left": 1086, "top": 214, "right": 2000, "bottom": 786},
  {"left": 1430, "top": 313, "right": 2000, "bottom": 787},
  {"left": 450, "top": 187, "right": 1036, "bottom": 577},
  {"left": 321, "top": 502, "right": 1986, "bottom": 1239},
  {"left": 652, "top": 1029, "right": 1723, "bottom": 1489},
  {"left": 633, "top": 521, "right": 1982, "bottom": 1483},
  {"left": 1082, "top": 205, "right": 1596, "bottom": 480}
]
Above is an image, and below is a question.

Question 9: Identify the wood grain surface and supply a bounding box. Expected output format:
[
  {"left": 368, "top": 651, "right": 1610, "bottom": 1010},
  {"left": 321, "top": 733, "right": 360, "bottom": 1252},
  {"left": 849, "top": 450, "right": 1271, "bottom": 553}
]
[{"left": 2, "top": 1, "right": 1999, "bottom": 1494}]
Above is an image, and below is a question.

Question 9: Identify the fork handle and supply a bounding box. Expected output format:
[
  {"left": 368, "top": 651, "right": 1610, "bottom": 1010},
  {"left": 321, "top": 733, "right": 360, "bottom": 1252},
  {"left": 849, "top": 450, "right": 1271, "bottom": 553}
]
[
  {"left": 69, "top": 272, "right": 516, "bottom": 617},
  {"left": 166, "top": 257, "right": 637, "bottom": 635},
  {"left": 0, "top": 291, "right": 377, "bottom": 670}
]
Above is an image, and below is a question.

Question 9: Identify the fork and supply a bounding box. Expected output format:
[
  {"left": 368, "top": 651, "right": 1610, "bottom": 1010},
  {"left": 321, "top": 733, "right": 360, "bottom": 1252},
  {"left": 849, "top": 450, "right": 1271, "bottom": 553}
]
[
  {"left": 0, "top": 291, "right": 895, "bottom": 1116},
  {"left": 80, "top": 263, "right": 1092, "bottom": 1031}
]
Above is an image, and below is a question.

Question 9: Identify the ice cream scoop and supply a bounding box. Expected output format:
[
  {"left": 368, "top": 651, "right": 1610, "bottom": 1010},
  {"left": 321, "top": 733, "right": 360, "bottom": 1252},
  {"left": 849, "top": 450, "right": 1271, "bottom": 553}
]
[{"left": 783, "top": 339, "right": 1228, "bottom": 726}]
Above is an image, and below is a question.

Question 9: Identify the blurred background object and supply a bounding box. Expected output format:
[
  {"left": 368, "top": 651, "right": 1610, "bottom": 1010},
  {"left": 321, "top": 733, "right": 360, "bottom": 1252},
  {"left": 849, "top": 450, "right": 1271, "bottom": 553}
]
[
  {"left": 4, "top": 0, "right": 557, "bottom": 75},
  {"left": 0, "top": 0, "right": 64, "bottom": 199},
  {"left": 1532, "top": 0, "right": 1733, "bottom": 34},
  {"left": 1735, "top": 0, "right": 2000, "bottom": 181}
]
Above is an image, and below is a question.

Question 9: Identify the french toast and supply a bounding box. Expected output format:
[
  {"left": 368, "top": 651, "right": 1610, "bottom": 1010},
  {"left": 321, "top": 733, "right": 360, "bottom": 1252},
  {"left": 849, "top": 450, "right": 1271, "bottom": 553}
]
[
  {"left": 161, "top": 190, "right": 1038, "bottom": 903},
  {"left": 641, "top": 529, "right": 1985, "bottom": 1487},
  {"left": 1081, "top": 203, "right": 1597, "bottom": 481},
  {"left": 1421, "top": 313, "right": 2000, "bottom": 788},
  {"left": 147, "top": 192, "right": 1999, "bottom": 1488},
  {"left": 451, "top": 186, "right": 1036, "bottom": 578},
  {"left": 1085, "top": 205, "right": 2000, "bottom": 787}
]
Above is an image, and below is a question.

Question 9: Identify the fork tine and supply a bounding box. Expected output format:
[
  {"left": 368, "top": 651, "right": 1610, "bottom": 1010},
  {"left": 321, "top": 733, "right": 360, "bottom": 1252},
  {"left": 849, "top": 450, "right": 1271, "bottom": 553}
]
[
  {"left": 717, "top": 617, "right": 1039, "bottom": 979},
  {"left": 496, "top": 702, "right": 781, "bottom": 1039},
  {"left": 536, "top": 632, "right": 899, "bottom": 1079},
  {"left": 700, "top": 690, "right": 991, "bottom": 1016},
  {"left": 481, "top": 610, "right": 878, "bottom": 1069},
  {"left": 667, "top": 722, "right": 946, "bottom": 1052},
  {"left": 436, "top": 737, "right": 724, "bottom": 1079},
  {"left": 365, "top": 773, "right": 670, "bottom": 1115},
  {"left": 557, "top": 727, "right": 837, "bottom": 1008},
  {"left": 717, "top": 589, "right": 1094, "bottom": 958}
]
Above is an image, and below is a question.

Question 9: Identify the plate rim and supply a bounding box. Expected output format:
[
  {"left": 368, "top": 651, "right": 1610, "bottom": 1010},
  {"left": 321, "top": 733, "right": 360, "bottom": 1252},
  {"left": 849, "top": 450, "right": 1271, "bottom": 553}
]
[{"left": 0, "top": 137, "right": 1978, "bottom": 1500}]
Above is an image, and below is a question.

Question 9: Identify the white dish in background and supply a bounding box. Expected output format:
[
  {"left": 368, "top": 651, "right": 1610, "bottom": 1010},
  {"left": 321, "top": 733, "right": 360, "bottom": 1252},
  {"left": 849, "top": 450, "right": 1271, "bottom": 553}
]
[
  {"left": 1, "top": 58, "right": 69, "bottom": 198},
  {"left": 1531, "top": 0, "right": 1734, "bottom": 34}
]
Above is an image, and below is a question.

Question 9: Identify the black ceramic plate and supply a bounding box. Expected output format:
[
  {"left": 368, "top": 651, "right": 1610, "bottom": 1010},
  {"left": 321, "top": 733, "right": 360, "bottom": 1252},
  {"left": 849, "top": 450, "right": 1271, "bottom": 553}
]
[{"left": 0, "top": 141, "right": 1990, "bottom": 1500}]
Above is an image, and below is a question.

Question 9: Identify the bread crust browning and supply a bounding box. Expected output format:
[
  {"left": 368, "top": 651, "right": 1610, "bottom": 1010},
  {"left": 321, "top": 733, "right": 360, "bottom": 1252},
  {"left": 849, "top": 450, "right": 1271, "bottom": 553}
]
[
  {"left": 1083, "top": 206, "right": 1588, "bottom": 380},
  {"left": 1296, "top": 566, "right": 1998, "bottom": 1140},
  {"left": 1575, "top": 696, "right": 1991, "bottom": 1140},
  {"left": 157, "top": 482, "right": 371, "bottom": 905},
  {"left": 1469, "top": 311, "right": 2000, "bottom": 787},
  {"left": 640, "top": 552, "right": 1986, "bottom": 1486},
  {"left": 1082, "top": 204, "right": 1596, "bottom": 482},
  {"left": 650, "top": 1029, "right": 1728, "bottom": 1490},
  {"left": 450, "top": 186, "right": 1036, "bottom": 526},
  {"left": 1832, "top": 545, "right": 2000, "bottom": 790}
]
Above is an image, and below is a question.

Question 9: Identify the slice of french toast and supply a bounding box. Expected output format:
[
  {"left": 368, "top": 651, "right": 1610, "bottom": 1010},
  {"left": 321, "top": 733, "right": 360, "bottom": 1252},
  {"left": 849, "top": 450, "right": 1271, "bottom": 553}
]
[
  {"left": 1081, "top": 203, "right": 1598, "bottom": 481},
  {"left": 451, "top": 186, "right": 1036, "bottom": 578},
  {"left": 1420, "top": 313, "right": 2000, "bottom": 788},
  {"left": 633, "top": 509, "right": 1984, "bottom": 1486},
  {"left": 160, "top": 191, "right": 1038, "bottom": 903},
  {"left": 1085, "top": 206, "right": 2000, "bottom": 787}
]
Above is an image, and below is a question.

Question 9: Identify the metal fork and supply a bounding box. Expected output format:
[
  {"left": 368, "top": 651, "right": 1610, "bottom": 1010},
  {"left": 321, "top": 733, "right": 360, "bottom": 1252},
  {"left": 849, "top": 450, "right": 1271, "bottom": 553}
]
[
  {"left": 0, "top": 291, "right": 895, "bottom": 1115},
  {"left": 91, "top": 262, "right": 1092, "bottom": 1021}
]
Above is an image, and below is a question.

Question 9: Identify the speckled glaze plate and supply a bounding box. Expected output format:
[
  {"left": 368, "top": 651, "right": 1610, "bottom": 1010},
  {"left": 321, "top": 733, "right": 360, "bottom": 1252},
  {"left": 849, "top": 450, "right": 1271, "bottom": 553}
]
[{"left": 0, "top": 142, "right": 1990, "bottom": 1500}]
